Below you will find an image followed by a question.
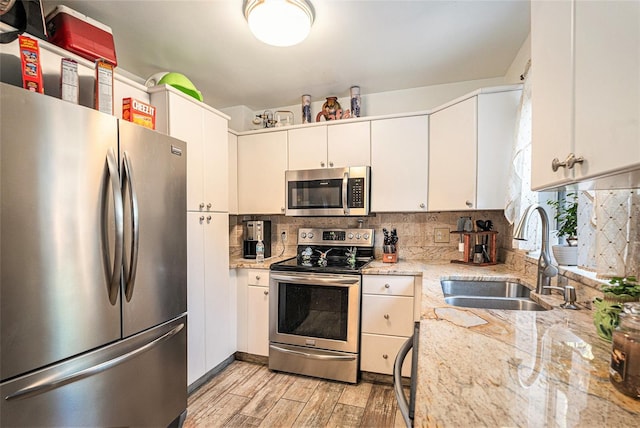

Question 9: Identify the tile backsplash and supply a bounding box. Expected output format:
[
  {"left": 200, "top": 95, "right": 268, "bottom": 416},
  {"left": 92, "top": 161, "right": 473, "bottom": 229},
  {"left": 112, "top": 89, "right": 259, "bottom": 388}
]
[{"left": 230, "top": 210, "right": 511, "bottom": 262}]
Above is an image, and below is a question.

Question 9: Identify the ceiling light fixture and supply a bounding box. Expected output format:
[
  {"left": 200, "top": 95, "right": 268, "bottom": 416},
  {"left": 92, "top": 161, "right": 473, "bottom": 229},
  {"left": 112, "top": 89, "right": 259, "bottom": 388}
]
[{"left": 243, "top": 0, "right": 315, "bottom": 47}]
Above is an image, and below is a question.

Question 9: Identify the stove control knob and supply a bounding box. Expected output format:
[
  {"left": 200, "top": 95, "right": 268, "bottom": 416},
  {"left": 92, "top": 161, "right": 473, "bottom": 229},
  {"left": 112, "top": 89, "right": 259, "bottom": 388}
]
[
  {"left": 348, "top": 233, "right": 354, "bottom": 239},
  {"left": 363, "top": 233, "right": 370, "bottom": 240},
  {"left": 300, "top": 232, "right": 307, "bottom": 239},
  {"left": 307, "top": 232, "right": 314, "bottom": 239},
  {"left": 355, "top": 233, "right": 361, "bottom": 239}
]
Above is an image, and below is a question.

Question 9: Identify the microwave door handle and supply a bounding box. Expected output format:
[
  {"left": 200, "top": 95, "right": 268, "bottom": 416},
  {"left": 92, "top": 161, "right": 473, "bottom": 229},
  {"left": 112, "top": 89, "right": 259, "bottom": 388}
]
[{"left": 342, "top": 171, "right": 349, "bottom": 215}]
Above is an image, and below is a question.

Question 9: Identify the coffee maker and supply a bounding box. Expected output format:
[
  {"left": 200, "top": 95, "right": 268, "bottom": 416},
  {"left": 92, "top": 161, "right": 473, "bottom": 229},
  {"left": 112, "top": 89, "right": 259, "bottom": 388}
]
[{"left": 243, "top": 220, "right": 271, "bottom": 259}]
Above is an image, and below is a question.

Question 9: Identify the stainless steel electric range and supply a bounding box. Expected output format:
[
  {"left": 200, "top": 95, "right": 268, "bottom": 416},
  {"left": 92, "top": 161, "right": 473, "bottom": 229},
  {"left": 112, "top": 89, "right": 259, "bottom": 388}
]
[{"left": 268, "top": 228, "right": 375, "bottom": 383}]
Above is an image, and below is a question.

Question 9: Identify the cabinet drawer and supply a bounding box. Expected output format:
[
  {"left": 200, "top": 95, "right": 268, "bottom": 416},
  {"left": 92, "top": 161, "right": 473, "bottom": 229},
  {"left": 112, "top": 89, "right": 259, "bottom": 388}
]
[
  {"left": 362, "top": 275, "right": 414, "bottom": 296},
  {"left": 246, "top": 269, "right": 269, "bottom": 286},
  {"left": 361, "top": 295, "right": 414, "bottom": 336},
  {"left": 361, "top": 333, "right": 412, "bottom": 377}
]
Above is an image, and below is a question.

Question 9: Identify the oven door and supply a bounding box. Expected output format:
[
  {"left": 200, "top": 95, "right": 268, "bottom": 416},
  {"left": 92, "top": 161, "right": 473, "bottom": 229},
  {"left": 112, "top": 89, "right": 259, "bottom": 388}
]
[{"left": 269, "top": 272, "right": 360, "bottom": 353}]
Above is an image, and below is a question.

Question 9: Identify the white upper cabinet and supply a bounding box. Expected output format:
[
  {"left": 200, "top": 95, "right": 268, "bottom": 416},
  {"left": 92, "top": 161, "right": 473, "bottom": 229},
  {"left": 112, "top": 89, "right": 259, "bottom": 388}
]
[
  {"left": 477, "top": 91, "right": 520, "bottom": 209},
  {"left": 288, "top": 126, "right": 328, "bottom": 170},
  {"left": 288, "top": 121, "right": 370, "bottom": 170},
  {"left": 428, "top": 91, "right": 520, "bottom": 211},
  {"left": 326, "top": 121, "right": 371, "bottom": 168},
  {"left": 228, "top": 132, "right": 238, "bottom": 215},
  {"left": 531, "top": 0, "right": 640, "bottom": 190},
  {"left": 151, "top": 86, "right": 229, "bottom": 212},
  {"left": 370, "top": 115, "right": 429, "bottom": 212},
  {"left": 237, "top": 131, "right": 288, "bottom": 214},
  {"left": 428, "top": 97, "right": 477, "bottom": 211}
]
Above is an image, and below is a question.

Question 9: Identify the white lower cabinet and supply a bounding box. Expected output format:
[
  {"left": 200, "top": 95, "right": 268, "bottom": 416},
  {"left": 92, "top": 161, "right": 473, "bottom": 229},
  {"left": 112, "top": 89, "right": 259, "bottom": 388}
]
[
  {"left": 361, "top": 333, "right": 412, "bottom": 377},
  {"left": 187, "top": 212, "right": 232, "bottom": 386},
  {"left": 236, "top": 268, "right": 270, "bottom": 357},
  {"left": 360, "top": 274, "right": 419, "bottom": 377}
]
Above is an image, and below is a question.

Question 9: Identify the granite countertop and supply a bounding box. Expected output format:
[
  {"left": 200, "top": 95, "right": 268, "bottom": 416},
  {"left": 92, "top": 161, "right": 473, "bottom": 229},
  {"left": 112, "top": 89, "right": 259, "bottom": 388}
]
[
  {"left": 229, "top": 254, "right": 295, "bottom": 269},
  {"left": 380, "top": 260, "right": 640, "bottom": 427}
]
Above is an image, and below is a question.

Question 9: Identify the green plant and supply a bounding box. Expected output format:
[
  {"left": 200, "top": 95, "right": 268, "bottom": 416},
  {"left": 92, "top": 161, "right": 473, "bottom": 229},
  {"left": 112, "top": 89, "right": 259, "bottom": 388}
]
[
  {"left": 547, "top": 192, "right": 578, "bottom": 245},
  {"left": 592, "top": 298, "right": 623, "bottom": 341},
  {"left": 602, "top": 276, "right": 640, "bottom": 299}
]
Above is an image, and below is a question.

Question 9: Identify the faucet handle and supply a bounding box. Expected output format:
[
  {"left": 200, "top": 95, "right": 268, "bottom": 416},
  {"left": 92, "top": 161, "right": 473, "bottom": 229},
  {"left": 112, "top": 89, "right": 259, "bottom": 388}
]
[{"left": 560, "top": 285, "right": 579, "bottom": 310}]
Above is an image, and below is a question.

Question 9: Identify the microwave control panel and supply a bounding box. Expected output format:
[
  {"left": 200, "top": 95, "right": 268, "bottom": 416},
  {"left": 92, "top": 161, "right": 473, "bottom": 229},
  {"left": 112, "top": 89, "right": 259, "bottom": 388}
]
[{"left": 348, "top": 178, "right": 365, "bottom": 208}]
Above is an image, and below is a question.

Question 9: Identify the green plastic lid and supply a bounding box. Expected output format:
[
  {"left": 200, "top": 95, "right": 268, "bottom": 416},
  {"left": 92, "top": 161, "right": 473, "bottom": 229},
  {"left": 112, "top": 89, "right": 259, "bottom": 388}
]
[{"left": 158, "top": 72, "right": 203, "bottom": 102}]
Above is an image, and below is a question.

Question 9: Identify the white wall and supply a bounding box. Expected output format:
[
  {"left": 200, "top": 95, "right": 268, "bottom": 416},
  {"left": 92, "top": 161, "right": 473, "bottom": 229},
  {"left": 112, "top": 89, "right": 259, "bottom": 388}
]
[{"left": 224, "top": 34, "right": 532, "bottom": 132}]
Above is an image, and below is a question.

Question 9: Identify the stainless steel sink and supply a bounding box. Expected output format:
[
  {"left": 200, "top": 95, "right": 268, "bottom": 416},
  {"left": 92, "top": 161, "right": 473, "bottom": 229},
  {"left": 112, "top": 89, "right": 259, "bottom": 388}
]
[{"left": 440, "top": 279, "right": 548, "bottom": 311}]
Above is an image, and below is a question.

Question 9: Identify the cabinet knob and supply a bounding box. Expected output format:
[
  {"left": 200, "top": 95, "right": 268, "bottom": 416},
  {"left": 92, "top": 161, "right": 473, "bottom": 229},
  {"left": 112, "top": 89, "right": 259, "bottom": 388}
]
[
  {"left": 384, "top": 284, "right": 390, "bottom": 289},
  {"left": 419, "top": 203, "right": 426, "bottom": 209},
  {"left": 329, "top": 161, "right": 334, "bottom": 167},
  {"left": 384, "top": 314, "right": 390, "bottom": 320},
  {"left": 199, "top": 216, "right": 205, "bottom": 223},
  {"left": 383, "top": 354, "right": 388, "bottom": 359},
  {"left": 199, "top": 203, "right": 205, "bottom": 209},
  {"left": 552, "top": 153, "right": 585, "bottom": 172},
  {"left": 207, "top": 203, "right": 212, "bottom": 209},
  {"left": 206, "top": 216, "right": 212, "bottom": 223},
  {"left": 256, "top": 275, "right": 261, "bottom": 280},
  {"left": 281, "top": 207, "right": 285, "bottom": 213},
  {"left": 321, "top": 161, "right": 325, "bottom": 167},
  {"left": 264, "top": 290, "right": 269, "bottom": 295},
  {"left": 465, "top": 200, "right": 473, "bottom": 208}
]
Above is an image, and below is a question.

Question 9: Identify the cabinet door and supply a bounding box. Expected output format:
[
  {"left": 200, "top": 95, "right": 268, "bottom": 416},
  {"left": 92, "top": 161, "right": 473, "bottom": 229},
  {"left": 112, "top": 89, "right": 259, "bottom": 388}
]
[
  {"left": 361, "top": 295, "right": 414, "bottom": 337},
  {"left": 247, "top": 285, "right": 270, "bottom": 356},
  {"left": 166, "top": 94, "right": 206, "bottom": 211},
  {"left": 573, "top": 0, "right": 640, "bottom": 180},
  {"left": 204, "top": 213, "right": 232, "bottom": 370},
  {"left": 237, "top": 131, "right": 288, "bottom": 214},
  {"left": 203, "top": 111, "right": 229, "bottom": 212},
  {"left": 186, "top": 213, "right": 206, "bottom": 386},
  {"left": 228, "top": 133, "right": 238, "bottom": 214},
  {"left": 428, "top": 97, "right": 477, "bottom": 211},
  {"left": 371, "top": 116, "right": 428, "bottom": 212},
  {"left": 477, "top": 91, "right": 520, "bottom": 209},
  {"left": 235, "top": 269, "right": 248, "bottom": 353},
  {"left": 530, "top": 0, "right": 575, "bottom": 190},
  {"left": 288, "top": 126, "right": 328, "bottom": 170},
  {"left": 361, "top": 333, "right": 412, "bottom": 377},
  {"left": 327, "top": 121, "right": 371, "bottom": 167}
]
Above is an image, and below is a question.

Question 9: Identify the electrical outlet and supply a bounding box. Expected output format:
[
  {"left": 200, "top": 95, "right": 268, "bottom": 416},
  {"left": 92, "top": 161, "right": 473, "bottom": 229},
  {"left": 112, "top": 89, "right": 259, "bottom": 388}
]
[{"left": 434, "top": 227, "right": 450, "bottom": 243}]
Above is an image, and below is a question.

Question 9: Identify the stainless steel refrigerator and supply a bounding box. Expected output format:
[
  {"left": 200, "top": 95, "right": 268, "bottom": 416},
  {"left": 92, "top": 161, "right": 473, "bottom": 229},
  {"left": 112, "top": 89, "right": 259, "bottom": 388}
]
[{"left": 0, "top": 83, "right": 188, "bottom": 427}]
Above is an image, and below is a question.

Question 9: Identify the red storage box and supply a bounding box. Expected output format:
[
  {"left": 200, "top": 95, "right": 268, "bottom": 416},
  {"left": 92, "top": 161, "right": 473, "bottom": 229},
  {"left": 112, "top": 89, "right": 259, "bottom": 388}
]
[{"left": 46, "top": 5, "right": 117, "bottom": 66}]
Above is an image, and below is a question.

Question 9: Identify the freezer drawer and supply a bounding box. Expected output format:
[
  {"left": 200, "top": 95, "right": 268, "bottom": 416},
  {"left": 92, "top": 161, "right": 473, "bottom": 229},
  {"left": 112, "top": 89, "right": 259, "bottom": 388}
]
[{"left": 0, "top": 315, "right": 187, "bottom": 427}]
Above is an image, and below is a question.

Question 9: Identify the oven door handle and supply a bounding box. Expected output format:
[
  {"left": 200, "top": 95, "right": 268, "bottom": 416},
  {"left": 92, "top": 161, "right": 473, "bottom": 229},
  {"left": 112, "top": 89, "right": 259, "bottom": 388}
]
[
  {"left": 270, "top": 273, "right": 359, "bottom": 287},
  {"left": 270, "top": 345, "right": 357, "bottom": 361}
]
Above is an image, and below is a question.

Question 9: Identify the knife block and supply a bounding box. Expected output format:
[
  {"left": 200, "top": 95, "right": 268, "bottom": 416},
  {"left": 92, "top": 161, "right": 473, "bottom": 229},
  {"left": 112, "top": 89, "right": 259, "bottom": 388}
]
[
  {"left": 450, "top": 231, "right": 497, "bottom": 266},
  {"left": 383, "top": 246, "right": 398, "bottom": 263}
]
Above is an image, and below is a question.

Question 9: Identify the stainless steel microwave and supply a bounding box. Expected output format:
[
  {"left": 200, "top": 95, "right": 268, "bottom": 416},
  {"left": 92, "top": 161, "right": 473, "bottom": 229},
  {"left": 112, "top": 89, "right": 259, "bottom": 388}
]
[{"left": 285, "top": 166, "right": 370, "bottom": 216}]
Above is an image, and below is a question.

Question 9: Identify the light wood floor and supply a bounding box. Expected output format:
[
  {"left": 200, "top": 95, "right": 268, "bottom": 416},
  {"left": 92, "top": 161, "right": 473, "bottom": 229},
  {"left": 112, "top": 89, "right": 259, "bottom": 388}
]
[{"left": 184, "top": 360, "right": 407, "bottom": 428}]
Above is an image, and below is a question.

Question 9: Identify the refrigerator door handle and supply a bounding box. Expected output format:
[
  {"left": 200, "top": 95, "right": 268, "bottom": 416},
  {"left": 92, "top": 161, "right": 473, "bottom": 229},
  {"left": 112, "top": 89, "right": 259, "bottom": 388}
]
[
  {"left": 4, "top": 323, "right": 185, "bottom": 401},
  {"left": 105, "top": 148, "right": 124, "bottom": 305},
  {"left": 122, "top": 151, "right": 140, "bottom": 302}
]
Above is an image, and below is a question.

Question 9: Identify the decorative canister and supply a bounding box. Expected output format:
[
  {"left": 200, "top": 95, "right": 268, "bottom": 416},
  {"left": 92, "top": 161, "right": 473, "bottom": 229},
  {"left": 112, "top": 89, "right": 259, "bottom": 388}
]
[
  {"left": 316, "top": 96, "right": 341, "bottom": 122},
  {"left": 610, "top": 302, "right": 640, "bottom": 399},
  {"left": 301, "top": 94, "right": 311, "bottom": 124},
  {"left": 350, "top": 86, "right": 361, "bottom": 117}
]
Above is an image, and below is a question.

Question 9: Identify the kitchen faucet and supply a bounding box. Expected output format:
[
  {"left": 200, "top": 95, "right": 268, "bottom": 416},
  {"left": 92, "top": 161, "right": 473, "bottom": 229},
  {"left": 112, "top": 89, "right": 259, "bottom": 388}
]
[{"left": 513, "top": 204, "right": 558, "bottom": 295}]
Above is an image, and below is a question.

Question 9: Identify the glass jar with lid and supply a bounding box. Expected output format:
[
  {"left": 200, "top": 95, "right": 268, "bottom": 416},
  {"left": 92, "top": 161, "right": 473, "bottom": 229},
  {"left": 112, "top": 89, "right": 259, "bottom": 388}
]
[{"left": 610, "top": 302, "right": 640, "bottom": 399}]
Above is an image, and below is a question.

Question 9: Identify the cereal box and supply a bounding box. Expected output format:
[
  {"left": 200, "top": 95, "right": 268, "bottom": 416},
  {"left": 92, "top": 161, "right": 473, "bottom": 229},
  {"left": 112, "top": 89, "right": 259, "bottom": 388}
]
[
  {"left": 95, "top": 59, "right": 113, "bottom": 114},
  {"left": 122, "top": 98, "right": 156, "bottom": 130},
  {"left": 19, "top": 35, "right": 44, "bottom": 94}
]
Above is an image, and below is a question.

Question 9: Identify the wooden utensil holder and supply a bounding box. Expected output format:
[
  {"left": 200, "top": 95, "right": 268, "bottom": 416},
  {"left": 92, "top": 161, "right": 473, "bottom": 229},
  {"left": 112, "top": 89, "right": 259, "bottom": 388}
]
[{"left": 450, "top": 231, "right": 498, "bottom": 266}]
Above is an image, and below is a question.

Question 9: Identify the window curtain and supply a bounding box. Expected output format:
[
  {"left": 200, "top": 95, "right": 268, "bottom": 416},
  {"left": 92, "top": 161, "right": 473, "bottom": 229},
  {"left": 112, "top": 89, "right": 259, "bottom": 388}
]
[{"left": 504, "top": 67, "right": 541, "bottom": 251}]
